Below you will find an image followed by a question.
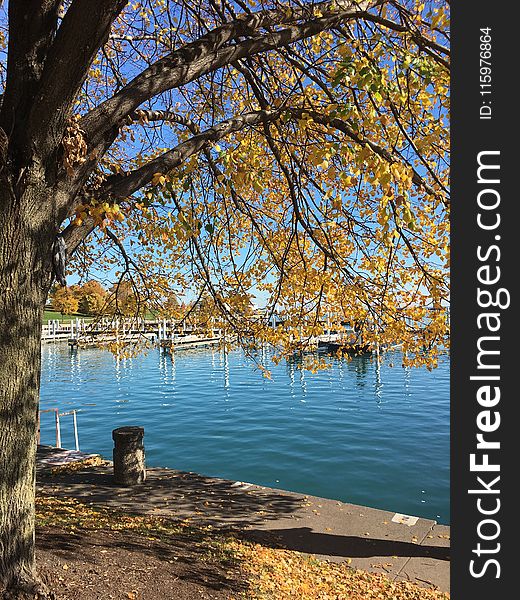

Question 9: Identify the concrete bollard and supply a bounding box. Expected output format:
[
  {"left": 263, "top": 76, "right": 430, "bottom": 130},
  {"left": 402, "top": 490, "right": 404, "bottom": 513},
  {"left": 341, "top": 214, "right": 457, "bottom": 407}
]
[{"left": 112, "top": 426, "right": 146, "bottom": 485}]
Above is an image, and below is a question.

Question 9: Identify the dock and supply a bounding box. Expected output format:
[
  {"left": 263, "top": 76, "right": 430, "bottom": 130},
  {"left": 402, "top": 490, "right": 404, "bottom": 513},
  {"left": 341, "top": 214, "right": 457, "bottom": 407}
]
[
  {"left": 43, "top": 318, "right": 377, "bottom": 356},
  {"left": 158, "top": 334, "right": 221, "bottom": 350},
  {"left": 318, "top": 340, "right": 372, "bottom": 355},
  {"left": 42, "top": 317, "right": 225, "bottom": 351},
  {"left": 290, "top": 333, "right": 374, "bottom": 356}
]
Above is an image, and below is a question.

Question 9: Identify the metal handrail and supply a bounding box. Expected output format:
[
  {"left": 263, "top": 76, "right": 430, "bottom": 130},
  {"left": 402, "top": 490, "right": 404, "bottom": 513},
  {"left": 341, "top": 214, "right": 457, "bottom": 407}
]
[{"left": 38, "top": 408, "right": 80, "bottom": 450}]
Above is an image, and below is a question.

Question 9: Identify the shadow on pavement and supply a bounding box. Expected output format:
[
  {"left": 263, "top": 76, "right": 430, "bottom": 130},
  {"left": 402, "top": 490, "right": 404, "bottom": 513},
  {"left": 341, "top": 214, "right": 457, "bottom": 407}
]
[
  {"left": 242, "top": 526, "right": 450, "bottom": 561},
  {"left": 37, "top": 463, "right": 302, "bottom": 528}
]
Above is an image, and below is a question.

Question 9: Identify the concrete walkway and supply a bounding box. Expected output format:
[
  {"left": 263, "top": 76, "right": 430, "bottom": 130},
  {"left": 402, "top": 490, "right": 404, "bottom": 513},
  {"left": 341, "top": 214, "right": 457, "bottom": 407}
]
[{"left": 36, "top": 446, "right": 450, "bottom": 594}]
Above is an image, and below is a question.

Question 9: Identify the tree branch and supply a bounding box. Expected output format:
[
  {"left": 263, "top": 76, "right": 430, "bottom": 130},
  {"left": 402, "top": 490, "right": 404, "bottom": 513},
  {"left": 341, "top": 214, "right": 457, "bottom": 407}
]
[
  {"left": 61, "top": 96, "right": 448, "bottom": 257},
  {"left": 100, "top": 108, "right": 286, "bottom": 200},
  {"left": 80, "top": 1, "right": 383, "bottom": 149},
  {"left": 62, "top": 213, "right": 97, "bottom": 257},
  {"left": 299, "top": 109, "right": 448, "bottom": 205},
  {"left": 61, "top": 108, "right": 285, "bottom": 254}
]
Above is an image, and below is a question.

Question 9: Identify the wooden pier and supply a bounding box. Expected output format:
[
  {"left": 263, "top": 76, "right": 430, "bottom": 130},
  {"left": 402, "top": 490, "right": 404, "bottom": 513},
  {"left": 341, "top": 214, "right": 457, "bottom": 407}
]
[
  {"left": 158, "top": 334, "right": 221, "bottom": 351},
  {"left": 43, "top": 319, "right": 378, "bottom": 355},
  {"left": 42, "top": 317, "right": 224, "bottom": 351}
]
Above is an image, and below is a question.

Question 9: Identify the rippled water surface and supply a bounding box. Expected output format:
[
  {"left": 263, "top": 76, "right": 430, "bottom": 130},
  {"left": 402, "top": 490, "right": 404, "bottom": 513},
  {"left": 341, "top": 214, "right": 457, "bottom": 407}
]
[{"left": 40, "top": 345, "right": 449, "bottom": 523}]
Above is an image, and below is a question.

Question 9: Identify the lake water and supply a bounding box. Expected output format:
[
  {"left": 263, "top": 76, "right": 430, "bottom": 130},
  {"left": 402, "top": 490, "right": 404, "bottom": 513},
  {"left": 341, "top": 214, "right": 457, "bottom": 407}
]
[{"left": 40, "top": 345, "right": 450, "bottom": 524}]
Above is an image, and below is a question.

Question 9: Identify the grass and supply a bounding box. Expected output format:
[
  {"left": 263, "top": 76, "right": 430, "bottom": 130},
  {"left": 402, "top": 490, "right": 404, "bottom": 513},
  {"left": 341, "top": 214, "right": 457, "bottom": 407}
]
[
  {"left": 44, "top": 309, "right": 162, "bottom": 324},
  {"left": 43, "top": 310, "right": 91, "bottom": 323}
]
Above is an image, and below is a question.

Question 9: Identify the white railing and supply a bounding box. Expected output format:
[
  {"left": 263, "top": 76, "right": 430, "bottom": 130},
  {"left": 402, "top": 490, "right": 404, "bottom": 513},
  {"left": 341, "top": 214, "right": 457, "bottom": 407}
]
[
  {"left": 42, "top": 317, "right": 222, "bottom": 342},
  {"left": 38, "top": 408, "right": 80, "bottom": 450}
]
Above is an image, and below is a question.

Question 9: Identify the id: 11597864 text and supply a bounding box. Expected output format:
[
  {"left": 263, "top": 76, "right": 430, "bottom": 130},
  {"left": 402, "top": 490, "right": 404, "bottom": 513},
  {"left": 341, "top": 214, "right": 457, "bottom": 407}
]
[{"left": 479, "top": 28, "right": 492, "bottom": 120}]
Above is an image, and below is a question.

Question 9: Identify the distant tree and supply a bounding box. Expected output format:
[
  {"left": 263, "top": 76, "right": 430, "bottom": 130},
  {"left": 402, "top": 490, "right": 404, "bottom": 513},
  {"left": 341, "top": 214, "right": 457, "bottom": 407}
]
[
  {"left": 51, "top": 286, "right": 79, "bottom": 315},
  {"left": 68, "top": 284, "right": 82, "bottom": 299},
  {"left": 79, "top": 280, "right": 106, "bottom": 298},
  {"left": 186, "top": 292, "right": 219, "bottom": 329},
  {"left": 77, "top": 280, "right": 107, "bottom": 315},
  {"left": 78, "top": 292, "right": 105, "bottom": 316},
  {"left": 108, "top": 280, "right": 145, "bottom": 316},
  {"left": 159, "top": 293, "right": 181, "bottom": 318}
]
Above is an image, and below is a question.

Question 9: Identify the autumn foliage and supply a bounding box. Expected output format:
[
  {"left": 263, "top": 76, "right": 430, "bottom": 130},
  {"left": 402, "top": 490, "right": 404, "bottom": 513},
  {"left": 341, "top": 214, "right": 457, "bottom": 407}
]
[
  {"left": 50, "top": 286, "right": 80, "bottom": 316},
  {"left": 59, "top": 0, "right": 450, "bottom": 368},
  {"left": 50, "top": 281, "right": 106, "bottom": 316}
]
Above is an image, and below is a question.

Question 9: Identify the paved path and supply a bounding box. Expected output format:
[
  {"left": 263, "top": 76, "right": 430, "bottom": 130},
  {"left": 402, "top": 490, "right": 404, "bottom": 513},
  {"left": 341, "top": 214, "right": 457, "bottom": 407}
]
[{"left": 36, "top": 446, "right": 450, "bottom": 593}]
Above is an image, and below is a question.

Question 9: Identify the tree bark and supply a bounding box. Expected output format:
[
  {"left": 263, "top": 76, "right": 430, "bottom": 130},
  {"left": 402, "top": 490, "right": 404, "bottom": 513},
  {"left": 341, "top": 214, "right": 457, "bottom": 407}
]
[{"left": 0, "top": 181, "right": 53, "bottom": 598}]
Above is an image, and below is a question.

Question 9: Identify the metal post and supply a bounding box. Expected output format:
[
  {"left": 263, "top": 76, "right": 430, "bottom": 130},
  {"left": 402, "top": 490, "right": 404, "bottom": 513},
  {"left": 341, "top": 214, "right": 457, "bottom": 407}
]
[
  {"left": 55, "top": 409, "right": 61, "bottom": 448},
  {"left": 73, "top": 410, "right": 80, "bottom": 451}
]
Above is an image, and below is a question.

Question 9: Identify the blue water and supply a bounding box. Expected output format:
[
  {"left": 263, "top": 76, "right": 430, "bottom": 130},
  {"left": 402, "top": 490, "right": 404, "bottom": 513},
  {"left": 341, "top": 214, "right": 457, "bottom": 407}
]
[{"left": 40, "top": 345, "right": 450, "bottom": 524}]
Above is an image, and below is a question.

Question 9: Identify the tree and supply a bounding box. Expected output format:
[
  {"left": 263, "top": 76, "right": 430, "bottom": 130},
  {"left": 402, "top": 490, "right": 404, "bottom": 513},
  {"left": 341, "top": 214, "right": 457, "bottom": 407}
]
[
  {"left": 79, "top": 280, "right": 106, "bottom": 299},
  {"left": 50, "top": 286, "right": 79, "bottom": 315},
  {"left": 78, "top": 292, "right": 105, "bottom": 316},
  {"left": 108, "top": 280, "right": 145, "bottom": 316},
  {"left": 159, "top": 293, "right": 181, "bottom": 319},
  {"left": 77, "top": 280, "right": 107, "bottom": 315},
  {"left": 0, "top": 1, "right": 449, "bottom": 596}
]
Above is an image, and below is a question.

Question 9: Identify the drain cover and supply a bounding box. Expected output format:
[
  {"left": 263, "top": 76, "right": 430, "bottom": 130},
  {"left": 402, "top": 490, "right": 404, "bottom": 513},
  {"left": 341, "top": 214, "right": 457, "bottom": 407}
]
[{"left": 391, "top": 513, "right": 419, "bottom": 526}]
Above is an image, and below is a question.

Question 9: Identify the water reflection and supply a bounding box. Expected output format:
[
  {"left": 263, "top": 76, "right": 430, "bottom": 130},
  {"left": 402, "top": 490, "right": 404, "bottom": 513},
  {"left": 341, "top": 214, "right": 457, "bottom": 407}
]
[
  {"left": 403, "top": 363, "right": 412, "bottom": 402},
  {"left": 69, "top": 346, "right": 81, "bottom": 386},
  {"left": 345, "top": 354, "right": 370, "bottom": 388},
  {"left": 159, "top": 349, "right": 176, "bottom": 388},
  {"left": 285, "top": 356, "right": 308, "bottom": 399},
  {"left": 299, "top": 367, "right": 307, "bottom": 398},
  {"left": 287, "top": 359, "right": 296, "bottom": 400},
  {"left": 222, "top": 348, "right": 230, "bottom": 393},
  {"left": 374, "top": 358, "right": 383, "bottom": 403}
]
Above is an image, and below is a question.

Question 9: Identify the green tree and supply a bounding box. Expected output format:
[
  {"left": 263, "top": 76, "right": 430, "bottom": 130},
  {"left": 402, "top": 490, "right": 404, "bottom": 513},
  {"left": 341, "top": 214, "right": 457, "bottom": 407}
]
[{"left": 0, "top": 1, "right": 449, "bottom": 596}]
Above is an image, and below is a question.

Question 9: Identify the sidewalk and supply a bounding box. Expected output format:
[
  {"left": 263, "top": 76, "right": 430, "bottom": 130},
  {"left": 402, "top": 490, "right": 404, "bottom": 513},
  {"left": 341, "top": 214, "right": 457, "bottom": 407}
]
[{"left": 36, "top": 446, "right": 450, "bottom": 594}]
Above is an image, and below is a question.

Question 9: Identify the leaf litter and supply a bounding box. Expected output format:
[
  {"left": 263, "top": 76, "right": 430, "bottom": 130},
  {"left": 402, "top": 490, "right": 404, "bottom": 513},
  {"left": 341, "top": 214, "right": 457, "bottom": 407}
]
[{"left": 36, "top": 496, "right": 449, "bottom": 599}]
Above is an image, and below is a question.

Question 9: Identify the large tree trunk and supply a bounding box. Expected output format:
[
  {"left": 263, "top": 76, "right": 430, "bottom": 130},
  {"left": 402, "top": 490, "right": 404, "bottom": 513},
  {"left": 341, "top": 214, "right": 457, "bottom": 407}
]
[{"left": 0, "top": 181, "right": 53, "bottom": 598}]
